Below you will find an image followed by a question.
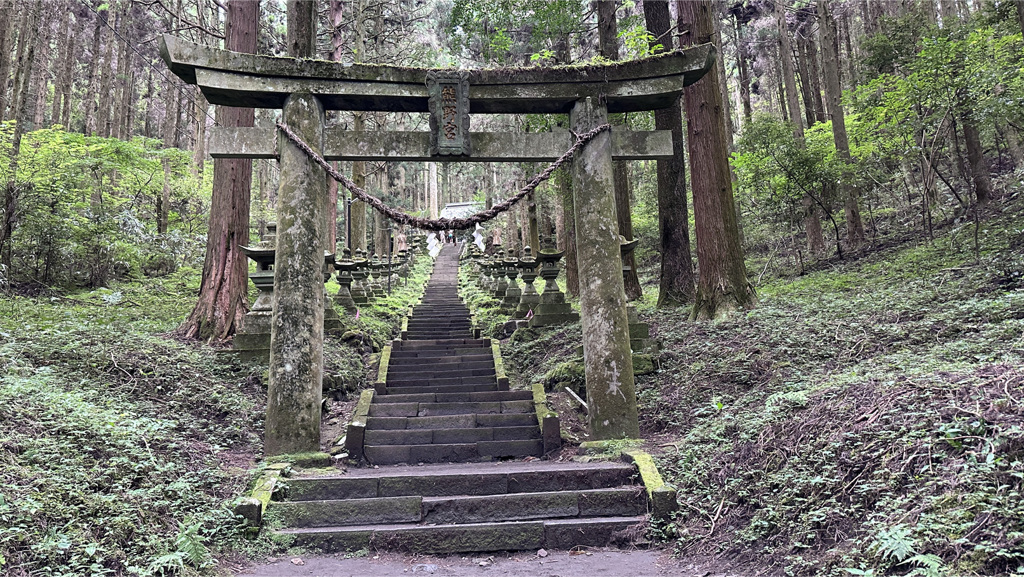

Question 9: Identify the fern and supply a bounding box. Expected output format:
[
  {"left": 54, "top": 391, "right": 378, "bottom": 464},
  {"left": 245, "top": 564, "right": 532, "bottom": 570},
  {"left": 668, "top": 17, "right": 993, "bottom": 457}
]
[
  {"left": 173, "top": 522, "right": 213, "bottom": 569},
  {"left": 904, "top": 553, "right": 946, "bottom": 577},
  {"left": 874, "top": 525, "right": 917, "bottom": 563}
]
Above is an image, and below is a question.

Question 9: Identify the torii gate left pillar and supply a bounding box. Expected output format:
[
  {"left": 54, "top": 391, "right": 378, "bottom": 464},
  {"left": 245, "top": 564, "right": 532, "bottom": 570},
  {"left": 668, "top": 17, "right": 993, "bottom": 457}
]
[{"left": 264, "top": 93, "right": 326, "bottom": 456}]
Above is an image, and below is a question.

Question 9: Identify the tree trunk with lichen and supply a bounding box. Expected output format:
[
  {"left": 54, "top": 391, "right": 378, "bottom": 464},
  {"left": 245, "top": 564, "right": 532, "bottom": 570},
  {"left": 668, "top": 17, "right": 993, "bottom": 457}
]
[
  {"left": 679, "top": 0, "right": 756, "bottom": 320},
  {"left": 645, "top": 0, "right": 695, "bottom": 306},
  {"left": 175, "top": 0, "right": 258, "bottom": 342}
]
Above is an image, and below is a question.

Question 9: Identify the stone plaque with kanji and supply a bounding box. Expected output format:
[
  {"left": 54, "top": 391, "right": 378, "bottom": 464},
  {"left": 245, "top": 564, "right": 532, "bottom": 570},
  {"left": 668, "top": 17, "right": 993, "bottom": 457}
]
[{"left": 427, "top": 71, "right": 471, "bottom": 156}]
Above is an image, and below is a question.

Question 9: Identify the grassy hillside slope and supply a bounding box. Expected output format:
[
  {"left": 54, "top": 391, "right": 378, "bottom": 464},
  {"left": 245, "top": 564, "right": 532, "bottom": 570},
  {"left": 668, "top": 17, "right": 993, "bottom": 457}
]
[{"left": 507, "top": 192, "right": 1023, "bottom": 576}]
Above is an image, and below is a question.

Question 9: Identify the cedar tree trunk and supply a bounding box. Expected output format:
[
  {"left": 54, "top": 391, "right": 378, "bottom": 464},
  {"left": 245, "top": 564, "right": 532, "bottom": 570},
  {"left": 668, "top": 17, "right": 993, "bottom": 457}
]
[
  {"left": 175, "top": 0, "right": 258, "bottom": 342},
  {"left": 679, "top": 0, "right": 756, "bottom": 320}
]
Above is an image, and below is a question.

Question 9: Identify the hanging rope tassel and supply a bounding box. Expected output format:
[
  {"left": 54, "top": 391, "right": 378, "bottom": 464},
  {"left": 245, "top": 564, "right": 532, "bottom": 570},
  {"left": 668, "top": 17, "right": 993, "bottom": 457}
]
[{"left": 275, "top": 121, "right": 612, "bottom": 231}]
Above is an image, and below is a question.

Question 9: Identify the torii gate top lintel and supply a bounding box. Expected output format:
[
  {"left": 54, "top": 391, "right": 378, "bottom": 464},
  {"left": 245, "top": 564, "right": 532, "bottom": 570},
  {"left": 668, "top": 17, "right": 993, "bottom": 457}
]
[{"left": 160, "top": 36, "right": 715, "bottom": 114}]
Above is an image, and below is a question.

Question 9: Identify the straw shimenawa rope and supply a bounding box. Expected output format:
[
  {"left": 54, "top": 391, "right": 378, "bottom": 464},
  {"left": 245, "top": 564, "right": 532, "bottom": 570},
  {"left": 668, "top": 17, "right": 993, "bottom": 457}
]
[{"left": 275, "top": 121, "right": 612, "bottom": 231}]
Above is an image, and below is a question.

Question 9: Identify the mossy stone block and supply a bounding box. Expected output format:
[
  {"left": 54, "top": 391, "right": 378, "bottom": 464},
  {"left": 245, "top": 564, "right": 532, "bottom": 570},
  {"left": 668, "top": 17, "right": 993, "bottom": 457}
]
[{"left": 632, "top": 353, "right": 655, "bottom": 376}]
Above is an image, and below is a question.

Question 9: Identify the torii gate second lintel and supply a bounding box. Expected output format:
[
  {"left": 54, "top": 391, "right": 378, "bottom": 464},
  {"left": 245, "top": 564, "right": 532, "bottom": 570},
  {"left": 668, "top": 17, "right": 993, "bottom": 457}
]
[{"left": 159, "top": 35, "right": 716, "bottom": 453}]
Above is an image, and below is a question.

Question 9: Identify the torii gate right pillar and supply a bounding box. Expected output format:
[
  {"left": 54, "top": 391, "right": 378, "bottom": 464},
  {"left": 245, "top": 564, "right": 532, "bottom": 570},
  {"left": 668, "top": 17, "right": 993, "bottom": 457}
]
[{"left": 570, "top": 97, "right": 640, "bottom": 440}]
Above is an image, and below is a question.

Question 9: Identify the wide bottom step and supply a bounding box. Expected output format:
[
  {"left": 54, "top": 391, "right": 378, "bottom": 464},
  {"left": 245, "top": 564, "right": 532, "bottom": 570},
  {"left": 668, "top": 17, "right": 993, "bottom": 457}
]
[{"left": 276, "top": 516, "right": 645, "bottom": 553}]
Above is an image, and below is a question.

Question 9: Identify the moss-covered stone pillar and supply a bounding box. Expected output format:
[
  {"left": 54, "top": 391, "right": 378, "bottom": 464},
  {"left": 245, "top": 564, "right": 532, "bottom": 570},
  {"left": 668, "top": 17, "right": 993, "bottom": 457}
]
[
  {"left": 570, "top": 97, "right": 639, "bottom": 440},
  {"left": 265, "top": 92, "right": 326, "bottom": 456}
]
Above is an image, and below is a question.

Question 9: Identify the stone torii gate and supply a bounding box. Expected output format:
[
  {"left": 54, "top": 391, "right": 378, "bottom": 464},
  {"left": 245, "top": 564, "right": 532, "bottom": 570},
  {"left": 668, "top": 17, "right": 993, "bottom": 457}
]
[{"left": 160, "top": 37, "right": 715, "bottom": 456}]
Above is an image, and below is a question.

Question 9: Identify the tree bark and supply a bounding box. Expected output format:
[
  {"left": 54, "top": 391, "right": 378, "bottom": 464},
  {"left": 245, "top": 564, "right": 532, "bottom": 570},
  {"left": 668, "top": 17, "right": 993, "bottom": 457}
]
[
  {"left": 287, "top": 0, "right": 316, "bottom": 58},
  {"left": 50, "top": 0, "right": 72, "bottom": 128},
  {"left": 818, "top": 0, "right": 865, "bottom": 247},
  {"left": 595, "top": 0, "right": 642, "bottom": 300},
  {"left": 679, "top": 0, "right": 755, "bottom": 320},
  {"left": 30, "top": 0, "right": 53, "bottom": 129},
  {"left": 1, "top": 0, "right": 41, "bottom": 270},
  {"left": 962, "top": 120, "right": 991, "bottom": 205},
  {"left": 1016, "top": 0, "right": 1024, "bottom": 36},
  {"left": 0, "top": 0, "right": 13, "bottom": 121},
  {"left": 175, "top": 0, "right": 259, "bottom": 342},
  {"left": 82, "top": 10, "right": 103, "bottom": 135},
  {"left": 778, "top": 1, "right": 824, "bottom": 256},
  {"left": 559, "top": 167, "right": 580, "bottom": 297},
  {"left": 734, "top": 16, "right": 752, "bottom": 125},
  {"left": 428, "top": 161, "right": 438, "bottom": 219},
  {"left": 7, "top": 7, "right": 34, "bottom": 124},
  {"left": 646, "top": 0, "right": 695, "bottom": 306},
  {"left": 96, "top": 10, "right": 116, "bottom": 138}
]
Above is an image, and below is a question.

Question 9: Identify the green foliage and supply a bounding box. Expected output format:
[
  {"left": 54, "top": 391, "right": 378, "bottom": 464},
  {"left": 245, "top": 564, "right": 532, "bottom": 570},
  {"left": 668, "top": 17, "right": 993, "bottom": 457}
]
[
  {"left": 446, "top": 0, "right": 587, "bottom": 64},
  {"left": 0, "top": 269, "right": 262, "bottom": 574},
  {"left": 0, "top": 124, "right": 209, "bottom": 288},
  {"left": 733, "top": 115, "right": 841, "bottom": 228},
  {"left": 636, "top": 193, "right": 1024, "bottom": 575}
]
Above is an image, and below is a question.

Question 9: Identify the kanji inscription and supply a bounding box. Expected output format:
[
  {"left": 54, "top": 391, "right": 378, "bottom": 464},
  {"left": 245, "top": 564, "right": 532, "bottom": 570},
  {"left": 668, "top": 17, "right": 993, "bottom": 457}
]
[{"left": 427, "top": 72, "right": 471, "bottom": 156}]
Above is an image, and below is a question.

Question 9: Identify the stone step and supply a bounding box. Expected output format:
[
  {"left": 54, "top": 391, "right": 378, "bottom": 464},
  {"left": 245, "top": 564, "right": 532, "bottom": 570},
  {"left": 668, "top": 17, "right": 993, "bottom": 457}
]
[
  {"left": 387, "top": 366, "right": 496, "bottom": 379},
  {"left": 384, "top": 360, "right": 495, "bottom": 375},
  {"left": 367, "top": 412, "right": 536, "bottom": 431},
  {"left": 389, "top": 349, "right": 491, "bottom": 359},
  {"left": 374, "top": 390, "right": 531, "bottom": 404},
  {"left": 394, "top": 338, "right": 489, "bottom": 348},
  {"left": 387, "top": 353, "right": 493, "bottom": 365},
  {"left": 384, "top": 384, "right": 499, "bottom": 395},
  {"left": 364, "top": 425, "right": 540, "bottom": 446},
  {"left": 282, "top": 462, "right": 638, "bottom": 501},
  {"left": 403, "top": 324, "right": 472, "bottom": 331},
  {"left": 269, "top": 488, "right": 643, "bottom": 529},
  {"left": 363, "top": 439, "right": 543, "bottom": 465},
  {"left": 368, "top": 400, "right": 534, "bottom": 418},
  {"left": 385, "top": 376, "right": 497, "bottom": 388},
  {"left": 421, "top": 488, "right": 646, "bottom": 525},
  {"left": 404, "top": 331, "right": 473, "bottom": 339},
  {"left": 376, "top": 425, "right": 531, "bottom": 445},
  {"left": 275, "top": 516, "right": 646, "bottom": 553}
]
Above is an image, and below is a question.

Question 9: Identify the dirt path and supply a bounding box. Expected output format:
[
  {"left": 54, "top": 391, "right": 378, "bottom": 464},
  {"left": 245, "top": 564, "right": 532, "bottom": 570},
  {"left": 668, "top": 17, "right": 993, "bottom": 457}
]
[{"left": 231, "top": 548, "right": 756, "bottom": 577}]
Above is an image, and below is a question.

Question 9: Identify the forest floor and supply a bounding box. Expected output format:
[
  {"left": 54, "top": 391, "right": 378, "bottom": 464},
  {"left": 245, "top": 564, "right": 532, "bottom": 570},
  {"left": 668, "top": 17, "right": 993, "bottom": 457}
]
[
  {"left": 1, "top": 189, "right": 1022, "bottom": 576},
  {"left": 503, "top": 188, "right": 1024, "bottom": 576}
]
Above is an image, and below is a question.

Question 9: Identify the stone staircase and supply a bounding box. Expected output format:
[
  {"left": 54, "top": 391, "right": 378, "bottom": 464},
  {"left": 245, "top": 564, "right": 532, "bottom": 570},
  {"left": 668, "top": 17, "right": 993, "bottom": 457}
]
[
  {"left": 272, "top": 461, "right": 646, "bottom": 553},
  {"left": 267, "top": 244, "right": 651, "bottom": 554},
  {"left": 364, "top": 243, "right": 543, "bottom": 465}
]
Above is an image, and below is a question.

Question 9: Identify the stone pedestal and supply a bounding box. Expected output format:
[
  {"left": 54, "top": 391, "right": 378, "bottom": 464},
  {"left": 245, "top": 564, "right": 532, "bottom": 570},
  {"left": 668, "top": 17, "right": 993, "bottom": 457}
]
[
  {"left": 265, "top": 92, "right": 326, "bottom": 456},
  {"left": 527, "top": 249, "right": 579, "bottom": 327},
  {"left": 514, "top": 247, "right": 540, "bottom": 320},
  {"left": 334, "top": 248, "right": 358, "bottom": 314},
  {"left": 499, "top": 251, "right": 522, "bottom": 314},
  {"left": 323, "top": 252, "right": 344, "bottom": 334},
  {"left": 235, "top": 241, "right": 275, "bottom": 361},
  {"left": 570, "top": 97, "right": 639, "bottom": 440},
  {"left": 619, "top": 237, "right": 654, "bottom": 355}
]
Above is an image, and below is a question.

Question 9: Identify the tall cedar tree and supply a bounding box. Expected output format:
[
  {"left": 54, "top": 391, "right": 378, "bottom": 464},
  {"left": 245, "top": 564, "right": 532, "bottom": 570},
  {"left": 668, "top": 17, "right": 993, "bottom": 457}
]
[
  {"left": 176, "top": 0, "right": 258, "bottom": 341},
  {"left": 596, "top": 0, "right": 642, "bottom": 301},
  {"left": 643, "top": 0, "right": 696, "bottom": 306},
  {"left": 817, "top": 0, "right": 865, "bottom": 246},
  {"left": 776, "top": 0, "right": 825, "bottom": 255},
  {"left": 678, "top": 0, "right": 756, "bottom": 319}
]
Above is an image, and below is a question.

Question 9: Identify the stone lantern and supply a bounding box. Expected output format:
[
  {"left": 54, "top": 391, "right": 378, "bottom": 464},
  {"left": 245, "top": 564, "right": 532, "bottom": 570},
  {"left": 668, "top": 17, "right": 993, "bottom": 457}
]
[
  {"left": 350, "top": 249, "right": 370, "bottom": 304},
  {"left": 620, "top": 236, "right": 655, "bottom": 358},
  {"left": 514, "top": 246, "right": 540, "bottom": 320},
  {"left": 500, "top": 248, "right": 523, "bottom": 314},
  {"left": 334, "top": 247, "right": 359, "bottom": 314},
  {"left": 492, "top": 252, "right": 510, "bottom": 299},
  {"left": 234, "top": 223, "right": 277, "bottom": 361},
  {"left": 528, "top": 247, "right": 579, "bottom": 327}
]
